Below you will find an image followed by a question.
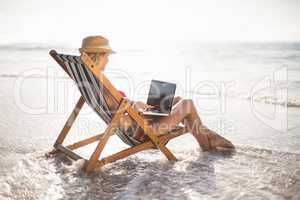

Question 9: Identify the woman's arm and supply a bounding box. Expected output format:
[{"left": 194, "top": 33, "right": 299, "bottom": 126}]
[
  {"left": 119, "top": 101, "right": 154, "bottom": 131},
  {"left": 132, "top": 96, "right": 182, "bottom": 112},
  {"left": 132, "top": 101, "right": 154, "bottom": 112}
]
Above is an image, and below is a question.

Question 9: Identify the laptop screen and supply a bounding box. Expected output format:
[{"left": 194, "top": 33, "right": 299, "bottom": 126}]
[{"left": 146, "top": 80, "right": 176, "bottom": 113}]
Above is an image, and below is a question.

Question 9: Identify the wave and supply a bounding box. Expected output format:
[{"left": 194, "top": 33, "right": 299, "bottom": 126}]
[
  {"left": 0, "top": 73, "right": 68, "bottom": 79},
  {"left": 0, "top": 43, "right": 74, "bottom": 52},
  {"left": 0, "top": 73, "right": 127, "bottom": 80},
  {"left": 0, "top": 43, "right": 145, "bottom": 53},
  {"left": 186, "top": 89, "right": 300, "bottom": 108},
  {"left": 1, "top": 73, "right": 300, "bottom": 108},
  {"left": 246, "top": 95, "right": 300, "bottom": 107}
]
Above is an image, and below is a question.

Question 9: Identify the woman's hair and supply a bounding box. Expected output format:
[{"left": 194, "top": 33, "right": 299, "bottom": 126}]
[{"left": 86, "top": 52, "right": 106, "bottom": 62}]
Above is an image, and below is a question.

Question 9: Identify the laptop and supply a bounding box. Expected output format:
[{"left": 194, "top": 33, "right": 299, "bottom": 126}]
[{"left": 141, "top": 80, "right": 176, "bottom": 116}]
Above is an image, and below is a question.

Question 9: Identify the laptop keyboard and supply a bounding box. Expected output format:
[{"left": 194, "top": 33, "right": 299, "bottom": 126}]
[
  {"left": 151, "top": 109, "right": 161, "bottom": 113},
  {"left": 146, "top": 108, "right": 160, "bottom": 112}
]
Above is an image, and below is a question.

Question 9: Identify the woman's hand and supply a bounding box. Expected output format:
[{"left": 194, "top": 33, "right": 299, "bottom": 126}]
[{"left": 133, "top": 101, "right": 155, "bottom": 113}]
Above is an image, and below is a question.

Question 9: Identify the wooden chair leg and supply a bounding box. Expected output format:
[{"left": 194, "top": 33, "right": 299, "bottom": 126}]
[
  {"left": 94, "top": 128, "right": 189, "bottom": 171},
  {"left": 65, "top": 132, "right": 105, "bottom": 150},
  {"left": 125, "top": 103, "right": 178, "bottom": 161},
  {"left": 54, "top": 96, "right": 85, "bottom": 147},
  {"left": 49, "top": 132, "right": 105, "bottom": 155},
  {"left": 95, "top": 141, "right": 154, "bottom": 170},
  {"left": 84, "top": 100, "right": 129, "bottom": 173},
  {"left": 55, "top": 144, "right": 84, "bottom": 160}
]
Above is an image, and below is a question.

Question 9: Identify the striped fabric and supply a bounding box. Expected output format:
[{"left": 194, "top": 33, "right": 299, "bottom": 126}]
[{"left": 54, "top": 53, "right": 143, "bottom": 146}]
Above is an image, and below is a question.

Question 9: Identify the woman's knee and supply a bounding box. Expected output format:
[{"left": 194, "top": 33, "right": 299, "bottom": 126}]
[
  {"left": 177, "top": 99, "right": 195, "bottom": 115},
  {"left": 173, "top": 96, "right": 183, "bottom": 105},
  {"left": 181, "top": 99, "right": 194, "bottom": 107}
]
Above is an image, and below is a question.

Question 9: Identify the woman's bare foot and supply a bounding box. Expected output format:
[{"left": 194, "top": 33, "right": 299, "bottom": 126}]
[
  {"left": 199, "top": 126, "right": 234, "bottom": 151},
  {"left": 206, "top": 132, "right": 234, "bottom": 150}
]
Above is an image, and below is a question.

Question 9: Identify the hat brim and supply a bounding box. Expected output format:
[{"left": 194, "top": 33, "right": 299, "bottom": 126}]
[{"left": 79, "top": 47, "right": 116, "bottom": 54}]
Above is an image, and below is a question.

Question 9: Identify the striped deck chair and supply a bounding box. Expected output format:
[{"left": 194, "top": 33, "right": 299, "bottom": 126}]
[{"left": 49, "top": 50, "right": 189, "bottom": 173}]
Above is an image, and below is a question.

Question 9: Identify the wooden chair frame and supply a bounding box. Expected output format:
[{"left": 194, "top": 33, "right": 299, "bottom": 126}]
[{"left": 49, "top": 50, "right": 189, "bottom": 173}]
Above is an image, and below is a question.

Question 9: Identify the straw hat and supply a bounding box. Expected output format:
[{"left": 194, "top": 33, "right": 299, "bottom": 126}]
[{"left": 79, "top": 35, "right": 115, "bottom": 54}]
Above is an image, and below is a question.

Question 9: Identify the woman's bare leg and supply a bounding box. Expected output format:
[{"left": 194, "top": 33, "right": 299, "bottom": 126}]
[
  {"left": 151, "top": 99, "right": 234, "bottom": 151},
  {"left": 172, "top": 96, "right": 183, "bottom": 106}
]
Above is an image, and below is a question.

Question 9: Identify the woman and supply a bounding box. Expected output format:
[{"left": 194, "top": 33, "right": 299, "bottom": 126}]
[{"left": 79, "top": 35, "right": 234, "bottom": 151}]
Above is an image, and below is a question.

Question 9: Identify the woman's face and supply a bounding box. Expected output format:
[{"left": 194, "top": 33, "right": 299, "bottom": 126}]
[
  {"left": 89, "top": 52, "right": 109, "bottom": 71},
  {"left": 98, "top": 53, "right": 109, "bottom": 71}
]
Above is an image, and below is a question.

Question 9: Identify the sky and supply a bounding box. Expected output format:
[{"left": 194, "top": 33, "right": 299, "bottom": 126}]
[{"left": 0, "top": 0, "right": 299, "bottom": 48}]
